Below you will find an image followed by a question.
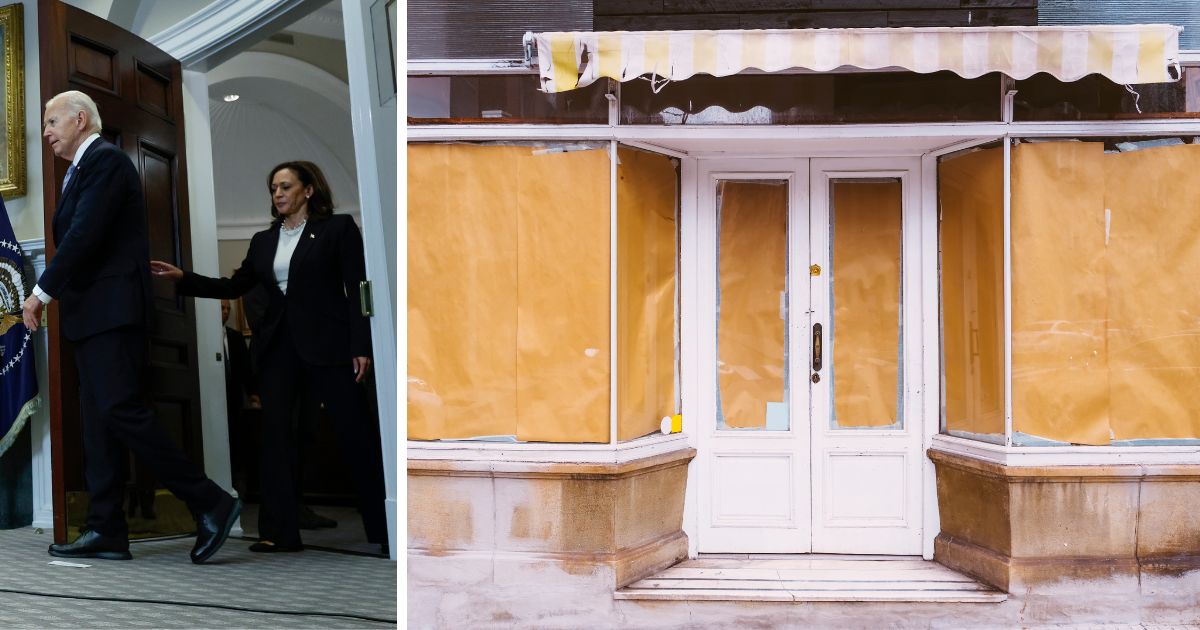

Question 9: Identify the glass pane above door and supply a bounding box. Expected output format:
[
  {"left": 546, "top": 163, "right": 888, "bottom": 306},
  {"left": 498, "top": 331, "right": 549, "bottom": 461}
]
[
  {"left": 828, "top": 179, "right": 904, "bottom": 430},
  {"left": 715, "top": 180, "right": 789, "bottom": 431}
]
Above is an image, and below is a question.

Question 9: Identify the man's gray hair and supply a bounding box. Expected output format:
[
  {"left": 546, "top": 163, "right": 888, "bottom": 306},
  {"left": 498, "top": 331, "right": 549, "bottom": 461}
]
[{"left": 46, "top": 90, "right": 102, "bottom": 133}]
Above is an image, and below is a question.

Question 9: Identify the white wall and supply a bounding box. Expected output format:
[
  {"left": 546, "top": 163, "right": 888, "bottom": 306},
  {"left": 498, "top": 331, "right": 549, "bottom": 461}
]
[{"left": 206, "top": 51, "right": 358, "bottom": 238}]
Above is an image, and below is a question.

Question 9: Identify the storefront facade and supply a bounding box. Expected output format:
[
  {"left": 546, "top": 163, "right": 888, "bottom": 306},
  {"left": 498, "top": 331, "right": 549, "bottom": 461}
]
[{"left": 408, "top": 11, "right": 1200, "bottom": 625}]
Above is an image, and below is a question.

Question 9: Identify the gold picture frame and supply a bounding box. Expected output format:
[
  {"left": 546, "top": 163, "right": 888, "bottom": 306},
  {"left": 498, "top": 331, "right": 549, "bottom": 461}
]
[{"left": 0, "top": 4, "right": 23, "bottom": 200}]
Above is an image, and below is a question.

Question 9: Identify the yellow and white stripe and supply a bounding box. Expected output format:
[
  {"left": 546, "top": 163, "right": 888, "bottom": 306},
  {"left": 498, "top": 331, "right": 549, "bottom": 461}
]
[{"left": 533, "top": 25, "right": 1181, "bottom": 93}]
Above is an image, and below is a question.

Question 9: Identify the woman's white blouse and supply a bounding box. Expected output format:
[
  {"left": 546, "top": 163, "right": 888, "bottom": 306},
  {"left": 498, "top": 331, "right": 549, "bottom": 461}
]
[{"left": 273, "top": 226, "right": 304, "bottom": 294}]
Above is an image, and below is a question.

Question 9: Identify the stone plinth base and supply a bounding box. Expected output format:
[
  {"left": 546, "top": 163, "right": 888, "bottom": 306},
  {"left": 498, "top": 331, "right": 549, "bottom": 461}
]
[
  {"left": 408, "top": 447, "right": 694, "bottom": 596},
  {"left": 930, "top": 448, "right": 1200, "bottom": 593}
]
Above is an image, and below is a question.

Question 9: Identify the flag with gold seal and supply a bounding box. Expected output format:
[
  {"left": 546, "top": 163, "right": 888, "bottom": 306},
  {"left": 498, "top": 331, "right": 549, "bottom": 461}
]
[{"left": 0, "top": 196, "right": 38, "bottom": 458}]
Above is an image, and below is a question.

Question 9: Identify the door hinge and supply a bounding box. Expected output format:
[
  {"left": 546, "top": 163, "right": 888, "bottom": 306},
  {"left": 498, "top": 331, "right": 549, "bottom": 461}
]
[{"left": 359, "top": 280, "right": 374, "bottom": 317}]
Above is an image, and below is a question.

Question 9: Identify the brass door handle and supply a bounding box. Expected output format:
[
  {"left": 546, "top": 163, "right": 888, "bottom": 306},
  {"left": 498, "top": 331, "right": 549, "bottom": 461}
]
[{"left": 812, "top": 323, "right": 823, "bottom": 372}]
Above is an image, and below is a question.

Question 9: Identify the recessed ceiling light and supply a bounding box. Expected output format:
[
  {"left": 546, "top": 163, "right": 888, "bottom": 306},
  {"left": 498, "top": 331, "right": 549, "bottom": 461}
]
[{"left": 223, "top": 94, "right": 240, "bottom": 102}]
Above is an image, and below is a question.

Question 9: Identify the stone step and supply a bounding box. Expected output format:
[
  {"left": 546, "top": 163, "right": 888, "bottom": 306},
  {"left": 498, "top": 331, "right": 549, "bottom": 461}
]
[
  {"left": 614, "top": 587, "right": 1008, "bottom": 603},
  {"left": 615, "top": 556, "right": 1008, "bottom": 603}
]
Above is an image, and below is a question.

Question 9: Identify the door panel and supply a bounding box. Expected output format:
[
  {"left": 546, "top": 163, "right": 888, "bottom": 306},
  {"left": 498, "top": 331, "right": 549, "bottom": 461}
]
[
  {"left": 697, "top": 160, "right": 811, "bottom": 553},
  {"left": 42, "top": 1, "right": 199, "bottom": 543},
  {"left": 695, "top": 157, "right": 924, "bottom": 555},
  {"left": 711, "top": 454, "right": 797, "bottom": 524},
  {"left": 808, "top": 158, "right": 924, "bottom": 554}
]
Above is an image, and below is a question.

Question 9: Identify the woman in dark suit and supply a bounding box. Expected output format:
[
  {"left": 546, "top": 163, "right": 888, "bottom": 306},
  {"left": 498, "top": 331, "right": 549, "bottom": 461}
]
[{"left": 151, "top": 161, "right": 387, "bottom": 553}]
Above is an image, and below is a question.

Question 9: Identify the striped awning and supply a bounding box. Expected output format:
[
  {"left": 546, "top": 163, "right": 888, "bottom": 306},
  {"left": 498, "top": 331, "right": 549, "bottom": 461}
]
[{"left": 529, "top": 25, "right": 1181, "bottom": 93}]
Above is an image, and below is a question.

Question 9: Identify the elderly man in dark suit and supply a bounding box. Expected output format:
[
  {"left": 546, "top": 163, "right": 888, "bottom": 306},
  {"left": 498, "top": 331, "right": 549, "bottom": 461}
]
[{"left": 22, "top": 90, "right": 240, "bottom": 563}]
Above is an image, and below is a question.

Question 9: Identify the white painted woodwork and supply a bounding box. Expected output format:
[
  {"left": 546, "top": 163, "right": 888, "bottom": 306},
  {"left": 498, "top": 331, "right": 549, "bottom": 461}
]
[
  {"left": 342, "top": 0, "right": 399, "bottom": 560},
  {"left": 407, "top": 432, "right": 689, "bottom": 464},
  {"left": 695, "top": 160, "right": 812, "bottom": 553},
  {"left": 807, "top": 158, "right": 925, "bottom": 555},
  {"left": 930, "top": 433, "right": 1200, "bottom": 466},
  {"left": 182, "top": 70, "right": 239, "bottom": 532},
  {"left": 19, "top": 240, "right": 51, "bottom": 529},
  {"left": 149, "top": 0, "right": 328, "bottom": 69},
  {"left": 695, "top": 158, "right": 925, "bottom": 555}
]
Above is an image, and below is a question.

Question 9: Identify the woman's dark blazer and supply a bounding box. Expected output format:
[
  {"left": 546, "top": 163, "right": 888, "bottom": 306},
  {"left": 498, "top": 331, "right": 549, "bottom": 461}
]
[{"left": 178, "top": 214, "right": 372, "bottom": 367}]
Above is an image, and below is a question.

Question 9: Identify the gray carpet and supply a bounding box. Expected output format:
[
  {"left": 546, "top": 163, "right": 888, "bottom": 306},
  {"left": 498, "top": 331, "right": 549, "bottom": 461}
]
[
  {"left": 0, "top": 526, "right": 397, "bottom": 629},
  {"left": 239, "top": 504, "right": 383, "bottom": 556}
]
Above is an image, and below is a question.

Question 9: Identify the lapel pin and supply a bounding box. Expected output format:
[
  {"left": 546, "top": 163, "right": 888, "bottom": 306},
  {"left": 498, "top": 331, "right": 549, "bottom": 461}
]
[{"left": 309, "top": 233, "right": 315, "bottom": 239}]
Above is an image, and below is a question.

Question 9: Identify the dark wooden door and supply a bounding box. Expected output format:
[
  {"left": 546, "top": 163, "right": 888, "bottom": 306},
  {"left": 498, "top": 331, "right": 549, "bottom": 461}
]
[{"left": 40, "top": 1, "right": 202, "bottom": 542}]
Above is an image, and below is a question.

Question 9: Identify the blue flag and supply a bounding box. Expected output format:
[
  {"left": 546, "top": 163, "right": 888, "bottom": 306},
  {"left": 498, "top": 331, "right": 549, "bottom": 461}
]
[{"left": 0, "top": 196, "right": 38, "bottom": 457}]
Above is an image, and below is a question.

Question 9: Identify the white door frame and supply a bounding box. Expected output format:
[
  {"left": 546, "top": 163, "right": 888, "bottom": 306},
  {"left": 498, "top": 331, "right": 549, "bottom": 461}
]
[{"left": 681, "top": 152, "right": 939, "bottom": 559}]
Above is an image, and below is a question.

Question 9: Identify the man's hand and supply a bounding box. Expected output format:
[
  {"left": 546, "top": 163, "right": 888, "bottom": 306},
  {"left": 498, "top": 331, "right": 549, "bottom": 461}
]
[
  {"left": 22, "top": 294, "right": 43, "bottom": 331},
  {"left": 352, "top": 356, "right": 371, "bottom": 383}
]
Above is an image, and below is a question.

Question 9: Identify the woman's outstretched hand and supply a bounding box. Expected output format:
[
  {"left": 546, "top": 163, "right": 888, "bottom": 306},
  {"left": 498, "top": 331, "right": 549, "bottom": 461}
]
[{"left": 149, "top": 260, "right": 184, "bottom": 281}]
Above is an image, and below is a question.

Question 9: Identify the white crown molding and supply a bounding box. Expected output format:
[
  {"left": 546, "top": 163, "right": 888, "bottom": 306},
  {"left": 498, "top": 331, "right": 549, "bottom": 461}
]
[{"left": 150, "top": 0, "right": 329, "bottom": 69}]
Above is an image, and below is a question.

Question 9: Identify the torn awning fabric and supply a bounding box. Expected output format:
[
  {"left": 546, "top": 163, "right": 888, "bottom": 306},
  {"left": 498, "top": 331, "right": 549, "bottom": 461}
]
[{"left": 528, "top": 24, "right": 1182, "bottom": 93}]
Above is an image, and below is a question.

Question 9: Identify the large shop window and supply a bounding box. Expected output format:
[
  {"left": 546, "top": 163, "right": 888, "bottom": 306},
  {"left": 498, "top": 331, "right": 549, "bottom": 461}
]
[
  {"left": 939, "top": 147, "right": 1005, "bottom": 442},
  {"left": 1012, "top": 140, "right": 1200, "bottom": 445},
  {"left": 939, "top": 140, "right": 1200, "bottom": 446},
  {"left": 407, "top": 143, "right": 678, "bottom": 443}
]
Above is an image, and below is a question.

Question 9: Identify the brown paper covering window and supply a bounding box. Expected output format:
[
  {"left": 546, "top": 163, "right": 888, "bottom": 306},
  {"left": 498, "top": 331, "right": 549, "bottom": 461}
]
[
  {"left": 1104, "top": 145, "right": 1200, "bottom": 440},
  {"left": 1011, "top": 142, "right": 1200, "bottom": 443},
  {"left": 616, "top": 147, "right": 678, "bottom": 441},
  {"left": 1011, "top": 142, "right": 1110, "bottom": 445},
  {"left": 831, "top": 181, "right": 903, "bottom": 428},
  {"left": 407, "top": 143, "right": 610, "bottom": 443},
  {"left": 717, "top": 180, "right": 788, "bottom": 429},
  {"left": 939, "top": 148, "right": 1005, "bottom": 437}
]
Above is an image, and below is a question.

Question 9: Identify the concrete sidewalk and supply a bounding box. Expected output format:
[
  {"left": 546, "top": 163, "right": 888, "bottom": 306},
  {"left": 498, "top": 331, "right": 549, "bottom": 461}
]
[
  {"left": 410, "top": 549, "right": 1200, "bottom": 629},
  {"left": 0, "top": 527, "right": 396, "bottom": 629}
]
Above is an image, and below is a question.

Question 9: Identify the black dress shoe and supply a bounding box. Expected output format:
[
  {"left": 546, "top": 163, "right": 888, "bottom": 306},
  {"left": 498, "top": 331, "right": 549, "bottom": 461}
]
[
  {"left": 48, "top": 529, "right": 132, "bottom": 561},
  {"left": 191, "top": 495, "right": 242, "bottom": 564}
]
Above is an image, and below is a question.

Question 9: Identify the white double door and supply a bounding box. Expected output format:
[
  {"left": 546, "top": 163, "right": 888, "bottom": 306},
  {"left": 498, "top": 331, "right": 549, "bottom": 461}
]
[{"left": 694, "top": 157, "right": 925, "bottom": 554}]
